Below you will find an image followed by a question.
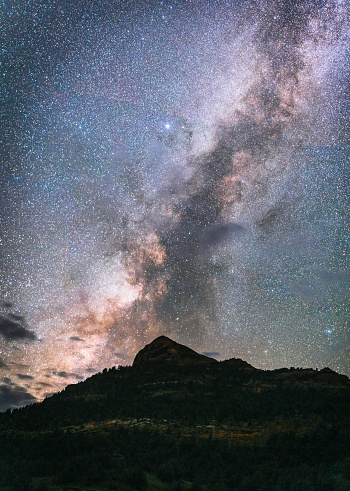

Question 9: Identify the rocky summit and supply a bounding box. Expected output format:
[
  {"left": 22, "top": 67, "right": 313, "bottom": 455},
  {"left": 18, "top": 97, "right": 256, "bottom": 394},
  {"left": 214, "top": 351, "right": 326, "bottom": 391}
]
[{"left": 132, "top": 335, "right": 217, "bottom": 366}]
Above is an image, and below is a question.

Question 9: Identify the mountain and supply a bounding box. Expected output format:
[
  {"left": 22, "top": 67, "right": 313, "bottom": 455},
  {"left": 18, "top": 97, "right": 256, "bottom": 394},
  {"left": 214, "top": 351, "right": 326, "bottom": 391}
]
[
  {"left": 0, "top": 337, "right": 350, "bottom": 491},
  {"left": 133, "top": 335, "right": 217, "bottom": 365}
]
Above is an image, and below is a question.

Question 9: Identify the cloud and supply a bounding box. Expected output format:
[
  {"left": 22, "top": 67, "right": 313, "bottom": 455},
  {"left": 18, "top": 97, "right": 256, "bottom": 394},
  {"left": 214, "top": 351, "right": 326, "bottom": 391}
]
[
  {"left": 8, "top": 362, "right": 29, "bottom": 369},
  {"left": 113, "top": 352, "right": 126, "bottom": 357},
  {"left": 113, "top": 352, "right": 127, "bottom": 361},
  {"left": 37, "top": 381, "right": 53, "bottom": 387},
  {"left": 0, "top": 358, "right": 7, "bottom": 368},
  {"left": 0, "top": 384, "right": 37, "bottom": 411},
  {"left": 52, "top": 371, "right": 83, "bottom": 380},
  {"left": 8, "top": 312, "right": 23, "bottom": 321},
  {"left": 73, "top": 373, "right": 84, "bottom": 380},
  {"left": 55, "top": 371, "right": 69, "bottom": 378},
  {"left": 2, "top": 302, "right": 13, "bottom": 309},
  {"left": 1, "top": 378, "right": 12, "bottom": 385},
  {"left": 69, "top": 336, "right": 85, "bottom": 341},
  {"left": 202, "top": 351, "right": 221, "bottom": 359},
  {"left": 45, "top": 392, "right": 56, "bottom": 399},
  {"left": 0, "top": 315, "right": 36, "bottom": 341},
  {"left": 257, "top": 202, "right": 289, "bottom": 234},
  {"left": 201, "top": 223, "right": 245, "bottom": 248},
  {"left": 16, "top": 373, "right": 34, "bottom": 380}
]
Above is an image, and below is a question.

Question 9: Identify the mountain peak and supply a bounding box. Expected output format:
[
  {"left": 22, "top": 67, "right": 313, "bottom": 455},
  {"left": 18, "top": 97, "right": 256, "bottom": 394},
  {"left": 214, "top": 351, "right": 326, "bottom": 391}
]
[{"left": 133, "top": 335, "right": 217, "bottom": 366}]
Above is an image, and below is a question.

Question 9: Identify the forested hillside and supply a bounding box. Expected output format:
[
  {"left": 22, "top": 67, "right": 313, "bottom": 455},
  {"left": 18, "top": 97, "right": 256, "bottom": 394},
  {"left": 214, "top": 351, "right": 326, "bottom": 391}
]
[{"left": 1, "top": 337, "right": 350, "bottom": 490}]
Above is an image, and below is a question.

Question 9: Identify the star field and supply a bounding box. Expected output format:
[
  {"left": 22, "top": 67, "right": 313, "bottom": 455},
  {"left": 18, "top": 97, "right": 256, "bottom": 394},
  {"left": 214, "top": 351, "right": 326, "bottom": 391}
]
[{"left": 0, "top": 0, "right": 349, "bottom": 410}]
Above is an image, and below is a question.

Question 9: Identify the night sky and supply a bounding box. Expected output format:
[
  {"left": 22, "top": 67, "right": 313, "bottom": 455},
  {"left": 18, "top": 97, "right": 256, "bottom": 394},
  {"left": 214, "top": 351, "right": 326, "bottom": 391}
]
[{"left": 1, "top": 0, "right": 349, "bottom": 411}]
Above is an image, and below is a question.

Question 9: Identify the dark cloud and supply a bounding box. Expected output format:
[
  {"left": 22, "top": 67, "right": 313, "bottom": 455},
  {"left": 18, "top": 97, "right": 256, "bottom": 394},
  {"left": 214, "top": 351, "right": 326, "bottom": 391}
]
[
  {"left": 37, "top": 382, "right": 53, "bottom": 387},
  {"left": 0, "top": 358, "right": 7, "bottom": 368},
  {"left": 202, "top": 352, "right": 221, "bottom": 359},
  {"left": 69, "top": 336, "right": 85, "bottom": 341},
  {"left": 9, "top": 362, "right": 30, "bottom": 369},
  {"left": 45, "top": 393, "right": 56, "bottom": 399},
  {"left": 201, "top": 223, "right": 245, "bottom": 248},
  {"left": 8, "top": 312, "right": 24, "bottom": 322},
  {"left": 113, "top": 352, "right": 127, "bottom": 360},
  {"left": 16, "top": 373, "right": 34, "bottom": 380},
  {"left": 55, "top": 371, "right": 69, "bottom": 378},
  {"left": 257, "top": 202, "right": 289, "bottom": 234},
  {"left": 86, "top": 367, "right": 97, "bottom": 373},
  {"left": 52, "top": 371, "right": 83, "bottom": 380},
  {"left": 0, "top": 384, "right": 37, "bottom": 411},
  {"left": 73, "top": 373, "right": 84, "bottom": 380},
  {"left": 0, "top": 315, "right": 36, "bottom": 341}
]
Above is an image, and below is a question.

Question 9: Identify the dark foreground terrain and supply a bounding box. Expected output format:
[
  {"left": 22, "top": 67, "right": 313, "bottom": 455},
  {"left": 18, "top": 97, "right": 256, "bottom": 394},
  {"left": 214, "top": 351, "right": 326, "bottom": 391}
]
[{"left": 1, "top": 336, "right": 350, "bottom": 490}]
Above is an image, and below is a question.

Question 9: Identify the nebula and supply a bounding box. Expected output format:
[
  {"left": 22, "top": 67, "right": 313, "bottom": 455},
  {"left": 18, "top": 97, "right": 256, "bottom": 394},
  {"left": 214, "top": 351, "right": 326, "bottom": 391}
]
[{"left": 0, "top": 0, "right": 349, "bottom": 409}]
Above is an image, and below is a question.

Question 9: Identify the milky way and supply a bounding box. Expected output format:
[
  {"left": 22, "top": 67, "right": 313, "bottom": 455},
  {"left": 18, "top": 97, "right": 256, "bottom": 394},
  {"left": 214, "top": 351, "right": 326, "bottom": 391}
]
[{"left": 1, "top": 0, "right": 349, "bottom": 410}]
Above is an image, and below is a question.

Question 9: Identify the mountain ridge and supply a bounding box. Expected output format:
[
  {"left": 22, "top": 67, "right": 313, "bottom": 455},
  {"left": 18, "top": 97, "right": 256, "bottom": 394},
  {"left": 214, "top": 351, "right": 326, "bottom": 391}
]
[{"left": 0, "top": 336, "right": 350, "bottom": 490}]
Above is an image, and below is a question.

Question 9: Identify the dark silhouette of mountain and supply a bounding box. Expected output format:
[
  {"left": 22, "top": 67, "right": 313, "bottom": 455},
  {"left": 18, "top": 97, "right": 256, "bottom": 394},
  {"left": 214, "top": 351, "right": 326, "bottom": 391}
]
[
  {"left": 133, "top": 335, "right": 217, "bottom": 365},
  {"left": 0, "top": 337, "right": 350, "bottom": 490}
]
